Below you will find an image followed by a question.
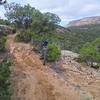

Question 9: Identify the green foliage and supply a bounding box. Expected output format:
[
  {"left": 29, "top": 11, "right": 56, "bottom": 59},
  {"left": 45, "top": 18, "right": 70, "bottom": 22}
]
[
  {"left": 5, "top": 2, "right": 61, "bottom": 36},
  {"left": 48, "top": 23, "right": 100, "bottom": 53},
  {"left": 80, "top": 37, "right": 100, "bottom": 68},
  {"left": 15, "top": 30, "right": 32, "bottom": 42},
  {"left": 44, "top": 12, "right": 61, "bottom": 24},
  {"left": 97, "top": 63, "right": 100, "bottom": 66},
  {"left": 0, "top": 36, "right": 7, "bottom": 51},
  {"left": 0, "top": 58, "right": 11, "bottom": 100},
  {"left": 31, "top": 10, "right": 61, "bottom": 34},
  {"left": 80, "top": 93, "right": 91, "bottom": 100},
  {"left": 67, "top": 24, "right": 100, "bottom": 52},
  {"left": 0, "top": 19, "right": 10, "bottom": 25},
  {"left": 4, "top": 3, "right": 61, "bottom": 32},
  {"left": 47, "top": 44, "right": 61, "bottom": 61},
  {"left": 4, "top": 3, "right": 35, "bottom": 29},
  {"left": 80, "top": 42, "right": 96, "bottom": 61}
]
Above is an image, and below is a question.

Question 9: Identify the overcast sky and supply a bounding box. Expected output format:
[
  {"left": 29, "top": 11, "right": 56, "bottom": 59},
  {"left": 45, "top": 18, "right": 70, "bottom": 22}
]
[{"left": 1, "top": 0, "right": 100, "bottom": 26}]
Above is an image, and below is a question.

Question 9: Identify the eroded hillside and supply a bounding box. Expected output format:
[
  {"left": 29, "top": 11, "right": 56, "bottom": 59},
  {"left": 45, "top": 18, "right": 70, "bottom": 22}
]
[{"left": 6, "top": 35, "right": 100, "bottom": 100}]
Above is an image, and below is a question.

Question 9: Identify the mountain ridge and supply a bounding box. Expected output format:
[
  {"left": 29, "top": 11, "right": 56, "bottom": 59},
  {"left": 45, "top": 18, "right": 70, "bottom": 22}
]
[{"left": 65, "top": 16, "right": 100, "bottom": 27}]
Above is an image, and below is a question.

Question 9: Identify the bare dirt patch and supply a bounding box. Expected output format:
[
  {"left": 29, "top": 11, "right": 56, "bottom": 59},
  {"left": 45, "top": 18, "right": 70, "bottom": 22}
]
[{"left": 6, "top": 35, "right": 100, "bottom": 100}]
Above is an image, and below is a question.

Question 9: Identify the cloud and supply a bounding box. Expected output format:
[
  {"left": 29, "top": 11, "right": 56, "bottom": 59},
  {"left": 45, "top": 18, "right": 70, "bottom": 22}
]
[
  {"left": 24, "top": 0, "right": 100, "bottom": 22},
  {"left": 0, "top": 6, "right": 5, "bottom": 18},
  {"left": 1, "top": 0, "right": 100, "bottom": 25}
]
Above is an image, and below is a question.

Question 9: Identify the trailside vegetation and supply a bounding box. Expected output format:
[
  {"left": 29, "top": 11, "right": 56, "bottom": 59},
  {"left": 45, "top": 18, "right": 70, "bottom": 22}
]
[
  {"left": 4, "top": 2, "right": 61, "bottom": 61},
  {"left": 0, "top": 36, "right": 7, "bottom": 51},
  {"left": 47, "top": 44, "right": 61, "bottom": 61},
  {"left": 0, "top": 30, "right": 7, "bottom": 52},
  {"left": 0, "top": 58, "right": 11, "bottom": 100},
  {"left": 80, "top": 37, "right": 100, "bottom": 68}
]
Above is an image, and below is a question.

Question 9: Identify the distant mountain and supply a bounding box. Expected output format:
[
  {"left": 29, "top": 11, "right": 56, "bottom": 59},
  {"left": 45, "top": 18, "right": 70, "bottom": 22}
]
[
  {"left": 65, "top": 16, "right": 100, "bottom": 27},
  {"left": 60, "top": 16, "right": 100, "bottom": 52}
]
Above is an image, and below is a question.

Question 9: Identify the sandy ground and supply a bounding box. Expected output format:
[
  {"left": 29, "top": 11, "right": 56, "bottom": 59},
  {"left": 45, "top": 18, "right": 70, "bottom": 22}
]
[{"left": 6, "top": 35, "right": 100, "bottom": 100}]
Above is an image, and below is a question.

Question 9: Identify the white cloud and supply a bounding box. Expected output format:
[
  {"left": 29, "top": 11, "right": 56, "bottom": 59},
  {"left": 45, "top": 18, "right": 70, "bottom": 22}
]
[
  {"left": 1, "top": 0, "right": 100, "bottom": 25},
  {"left": 0, "top": 6, "right": 5, "bottom": 18}
]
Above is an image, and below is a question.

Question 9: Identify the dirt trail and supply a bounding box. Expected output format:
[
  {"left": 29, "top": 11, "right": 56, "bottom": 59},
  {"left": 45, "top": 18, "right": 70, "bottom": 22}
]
[
  {"left": 6, "top": 35, "right": 100, "bottom": 100},
  {"left": 6, "top": 35, "right": 80, "bottom": 100}
]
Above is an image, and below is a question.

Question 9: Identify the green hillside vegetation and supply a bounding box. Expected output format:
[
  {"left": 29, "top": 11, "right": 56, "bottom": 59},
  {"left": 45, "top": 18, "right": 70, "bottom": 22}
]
[
  {"left": 67, "top": 24, "right": 100, "bottom": 52},
  {"left": 0, "top": 35, "right": 7, "bottom": 51},
  {"left": 0, "top": 58, "right": 11, "bottom": 100},
  {"left": 0, "top": 16, "right": 12, "bottom": 100},
  {"left": 0, "top": 28, "right": 11, "bottom": 99},
  {"left": 0, "top": 19, "right": 10, "bottom": 25},
  {"left": 80, "top": 37, "right": 100, "bottom": 68},
  {"left": 0, "top": 30, "right": 7, "bottom": 51},
  {"left": 0, "top": 27, "right": 11, "bottom": 100}
]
